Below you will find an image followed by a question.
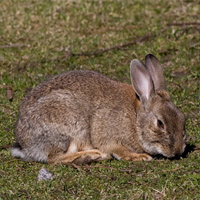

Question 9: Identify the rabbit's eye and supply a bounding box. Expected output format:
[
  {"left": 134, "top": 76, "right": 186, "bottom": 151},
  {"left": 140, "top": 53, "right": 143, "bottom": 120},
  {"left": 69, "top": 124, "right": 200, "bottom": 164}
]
[{"left": 157, "top": 119, "right": 164, "bottom": 129}]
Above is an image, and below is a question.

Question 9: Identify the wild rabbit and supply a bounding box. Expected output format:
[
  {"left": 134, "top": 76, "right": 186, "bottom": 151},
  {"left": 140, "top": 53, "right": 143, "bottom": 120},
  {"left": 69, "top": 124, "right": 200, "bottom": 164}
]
[{"left": 11, "top": 54, "right": 186, "bottom": 164}]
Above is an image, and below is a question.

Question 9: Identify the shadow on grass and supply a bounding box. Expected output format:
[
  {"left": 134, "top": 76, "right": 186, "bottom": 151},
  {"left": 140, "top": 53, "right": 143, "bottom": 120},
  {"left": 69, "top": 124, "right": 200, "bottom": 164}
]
[{"left": 181, "top": 144, "right": 196, "bottom": 159}]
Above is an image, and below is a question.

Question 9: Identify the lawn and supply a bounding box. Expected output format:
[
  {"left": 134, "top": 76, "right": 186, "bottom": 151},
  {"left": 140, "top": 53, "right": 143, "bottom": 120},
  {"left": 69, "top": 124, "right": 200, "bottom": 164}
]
[{"left": 0, "top": 0, "right": 200, "bottom": 199}]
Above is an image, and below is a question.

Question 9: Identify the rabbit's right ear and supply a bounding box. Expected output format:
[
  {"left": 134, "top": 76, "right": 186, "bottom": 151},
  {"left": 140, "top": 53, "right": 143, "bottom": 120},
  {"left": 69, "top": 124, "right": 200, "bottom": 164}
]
[
  {"left": 145, "top": 54, "right": 166, "bottom": 91},
  {"left": 130, "top": 59, "right": 154, "bottom": 104}
]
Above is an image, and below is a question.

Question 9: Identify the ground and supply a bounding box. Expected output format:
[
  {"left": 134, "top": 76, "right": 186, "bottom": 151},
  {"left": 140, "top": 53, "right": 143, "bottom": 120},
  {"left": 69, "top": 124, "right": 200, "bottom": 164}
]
[{"left": 0, "top": 0, "right": 200, "bottom": 199}]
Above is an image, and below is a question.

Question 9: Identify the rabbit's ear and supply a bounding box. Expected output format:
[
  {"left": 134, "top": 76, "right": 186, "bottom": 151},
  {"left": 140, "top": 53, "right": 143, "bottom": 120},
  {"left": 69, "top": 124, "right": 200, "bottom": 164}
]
[
  {"left": 145, "top": 54, "right": 166, "bottom": 91},
  {"left": 130, "top": 59, "right": 154, "bottom": 103}
]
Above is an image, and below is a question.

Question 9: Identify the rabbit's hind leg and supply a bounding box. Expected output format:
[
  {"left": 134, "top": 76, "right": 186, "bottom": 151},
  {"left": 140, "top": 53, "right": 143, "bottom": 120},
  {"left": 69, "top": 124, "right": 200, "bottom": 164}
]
[{"left": 48, "top": 149, "right": 111, "bottom": 165}]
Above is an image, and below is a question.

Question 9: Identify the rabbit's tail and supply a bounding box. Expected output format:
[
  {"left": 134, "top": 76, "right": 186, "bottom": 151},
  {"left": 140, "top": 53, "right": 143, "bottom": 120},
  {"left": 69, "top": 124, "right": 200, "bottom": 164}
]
[
  {"left": 11, "top": 142, "right": 48, "bottom": 163},
  {"left": 11, "top": 142, "right": 25, "bottom": 159}
]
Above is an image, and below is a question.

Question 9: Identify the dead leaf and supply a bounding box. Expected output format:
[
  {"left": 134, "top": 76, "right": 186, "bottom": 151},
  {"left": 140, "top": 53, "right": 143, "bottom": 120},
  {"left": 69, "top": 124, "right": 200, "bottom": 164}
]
[{"left": 7, "top": 89, "right": 13, "bottom": 100}]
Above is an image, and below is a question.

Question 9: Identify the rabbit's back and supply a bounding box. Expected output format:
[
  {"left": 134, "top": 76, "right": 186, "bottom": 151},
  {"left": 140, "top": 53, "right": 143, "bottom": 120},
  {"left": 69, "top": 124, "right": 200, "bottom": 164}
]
[{"left": 20, "top": 71, "right": 135, "bottom": 108}]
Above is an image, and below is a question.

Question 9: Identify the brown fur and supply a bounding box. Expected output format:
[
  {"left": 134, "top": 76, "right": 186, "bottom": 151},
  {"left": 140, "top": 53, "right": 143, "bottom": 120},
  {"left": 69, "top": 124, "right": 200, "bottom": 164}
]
[{"left": 11, "top": 54, "right": 186, "bottom": 164}]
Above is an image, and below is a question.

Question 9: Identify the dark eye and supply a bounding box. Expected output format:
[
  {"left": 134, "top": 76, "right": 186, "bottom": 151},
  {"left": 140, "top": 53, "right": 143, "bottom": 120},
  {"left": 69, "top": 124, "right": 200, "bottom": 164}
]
[{"left": 157, "top": 119, "right": 164, "bottom": 129}]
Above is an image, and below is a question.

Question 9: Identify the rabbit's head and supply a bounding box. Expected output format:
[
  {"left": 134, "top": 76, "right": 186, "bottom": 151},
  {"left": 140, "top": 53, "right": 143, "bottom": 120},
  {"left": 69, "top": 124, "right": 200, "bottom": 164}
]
[{"left": 131, "top": 54, "right": 186, "bottom": 158}]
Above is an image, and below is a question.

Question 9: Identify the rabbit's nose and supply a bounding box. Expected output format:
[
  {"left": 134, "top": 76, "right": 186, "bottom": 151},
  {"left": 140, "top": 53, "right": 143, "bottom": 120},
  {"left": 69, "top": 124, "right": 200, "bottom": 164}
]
[{"left": 174, "top": 144, "right": 186, "bottom": 157}]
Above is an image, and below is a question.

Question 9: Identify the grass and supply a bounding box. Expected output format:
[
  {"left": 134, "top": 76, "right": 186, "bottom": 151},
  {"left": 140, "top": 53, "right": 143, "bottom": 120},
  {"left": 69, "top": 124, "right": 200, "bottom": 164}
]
[{"left": 0, "top": 0, "right": 199, "bottom": 199}]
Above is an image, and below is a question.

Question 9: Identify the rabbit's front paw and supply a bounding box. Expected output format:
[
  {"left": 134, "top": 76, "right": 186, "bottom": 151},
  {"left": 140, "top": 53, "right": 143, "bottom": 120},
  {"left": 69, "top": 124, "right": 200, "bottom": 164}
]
[{"left": 124, "top": 153, "right": 152, "bottom": 161}]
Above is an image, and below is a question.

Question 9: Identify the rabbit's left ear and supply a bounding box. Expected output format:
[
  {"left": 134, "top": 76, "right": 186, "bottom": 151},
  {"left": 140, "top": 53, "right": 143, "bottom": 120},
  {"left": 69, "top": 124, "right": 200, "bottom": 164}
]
[
  {"left": 130, "top": 59, "right": 154, "bottom": 104},
  {"left": 145, "top": 54, "right": 166, "bottom": 91}
]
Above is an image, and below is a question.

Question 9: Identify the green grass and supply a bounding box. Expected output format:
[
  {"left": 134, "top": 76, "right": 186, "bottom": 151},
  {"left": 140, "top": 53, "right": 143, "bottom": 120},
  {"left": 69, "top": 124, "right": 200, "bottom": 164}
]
[{"left": 0, "top": 0, "right": 200, "bottom": 199}]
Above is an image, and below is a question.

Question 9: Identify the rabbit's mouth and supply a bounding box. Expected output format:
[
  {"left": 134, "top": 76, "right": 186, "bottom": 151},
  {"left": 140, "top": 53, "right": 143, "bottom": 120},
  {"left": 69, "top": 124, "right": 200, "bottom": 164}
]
[
  {"left": 139, "top": 132, "right": 186, "bottom": 158},
  {"left": 140, "top": 141, "right": 178, "bottom": 158},
  {"left": 150, "top": 145, "right": 186, "bottom": 159}
]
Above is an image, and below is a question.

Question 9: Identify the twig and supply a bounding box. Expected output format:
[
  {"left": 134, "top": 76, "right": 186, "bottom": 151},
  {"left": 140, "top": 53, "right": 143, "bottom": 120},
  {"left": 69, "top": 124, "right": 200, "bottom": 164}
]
[
  {"left": 194, "top": 147, "right": 200, "bottom": 151},
  {"left": 167, "top": 22, "right": 200, "bottom": 26},
  {"left": 0, "top": 85, "right": 12, "bottom": 89},
  {"left": 190, "top": 42, "right": 200, "bottom": 48},
  {"left": 82, "top": 165, "right": 115, "bottom": 170},
  {"left": 0, "top": 44, "right": 26, "bottom": 48},
  {"left": 71, "top": 27, "right": 168, "bottom": 56},
  {"left": 0, "top": 144, "right": 12, "bottom": 150},
  {"left": 71, "top": 163, "right": 82, "bottom": 171},
  {"left": 129, "top": 166, "right": 185, "bottom": 176},
  {"left": 150, "top": 187, "right": 166, "bottom": 197},
  {"left": 78, "top": 164, "right": 184, "bottom": 176},
  {"left": 55, "top": 26, "right": 169, "bottom": 60},
  {"left": 55, "top": 22, "right": 200, "bottom": 59}
]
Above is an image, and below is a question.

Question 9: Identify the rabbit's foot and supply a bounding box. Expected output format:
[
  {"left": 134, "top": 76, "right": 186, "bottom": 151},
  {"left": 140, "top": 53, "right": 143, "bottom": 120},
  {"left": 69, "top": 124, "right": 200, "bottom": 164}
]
[
  {"left": 73, "top": 150, "right": 111, "bottom": 165},
  {"left": 123, "top": 153, "right": 152, "bottom": 161},
  {"left": 111, "top": 145, "right": 152, "bottom": 162},
  {"left": 49, "top": 149, "right": 111, "bottom": 165}
]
